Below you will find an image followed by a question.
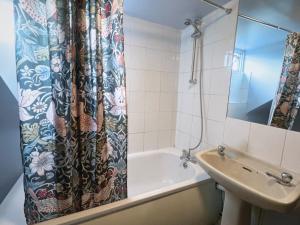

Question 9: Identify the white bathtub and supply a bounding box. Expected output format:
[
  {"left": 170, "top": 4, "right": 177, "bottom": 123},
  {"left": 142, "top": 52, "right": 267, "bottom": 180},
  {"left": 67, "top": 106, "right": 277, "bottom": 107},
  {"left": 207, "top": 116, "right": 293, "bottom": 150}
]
[{"left": 0, "top": 148, "right": 212, "bottom": 225}]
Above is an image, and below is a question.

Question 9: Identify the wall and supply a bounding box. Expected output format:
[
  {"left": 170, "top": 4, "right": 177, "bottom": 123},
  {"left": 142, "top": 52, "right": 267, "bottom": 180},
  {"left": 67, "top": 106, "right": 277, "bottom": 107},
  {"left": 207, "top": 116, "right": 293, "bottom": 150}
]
[
  {"left": 0, "top": 0, "right": 17, "bottom": 99},
  {"left": 175, "top": 0, "right": 300, "bottom": 174},
  {"left": 0, "top": 78, "right": 22, "bottom": 203},
  {"left": 124, "top": 16, "right": 180, "bottom": 153},
  {"left": 175, "top": 1, "right": 237, "bottom": 150},
  {"left": 0, "top": 0, "right": 23, "bottom": 203},
  {"left": 175, "top": 1, "right": 300, "bottom": 224}
]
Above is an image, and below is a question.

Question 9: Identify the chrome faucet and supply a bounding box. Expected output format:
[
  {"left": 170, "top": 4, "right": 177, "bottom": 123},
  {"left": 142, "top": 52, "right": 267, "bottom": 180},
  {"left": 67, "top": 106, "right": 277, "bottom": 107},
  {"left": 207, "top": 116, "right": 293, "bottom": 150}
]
[
  {"left": 217, "top": 145, "right": 225, "bottom": 156},
  {"left": 266, "top": 171, "right": 293, "bottom": 186},
  {"left": 180, "top": 149, "right": 198, "bottom": 168}
]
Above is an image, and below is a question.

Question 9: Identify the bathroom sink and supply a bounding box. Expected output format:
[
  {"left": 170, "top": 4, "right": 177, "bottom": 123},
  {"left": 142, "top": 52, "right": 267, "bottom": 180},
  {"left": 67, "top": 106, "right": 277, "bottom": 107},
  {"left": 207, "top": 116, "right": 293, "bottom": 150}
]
[{"left": 196, "top": 148, "right": 300, "bottom": 214}]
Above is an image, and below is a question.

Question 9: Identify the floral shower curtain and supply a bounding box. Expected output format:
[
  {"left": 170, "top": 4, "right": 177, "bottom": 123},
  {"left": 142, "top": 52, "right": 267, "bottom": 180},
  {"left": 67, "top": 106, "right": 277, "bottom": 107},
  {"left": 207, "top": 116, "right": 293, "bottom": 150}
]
[
  {"left": 268, "top": 32, "right": 300, "bottom": 130},
  {"left": 14, "top": 0, "right": 127, "bottom": 224}
]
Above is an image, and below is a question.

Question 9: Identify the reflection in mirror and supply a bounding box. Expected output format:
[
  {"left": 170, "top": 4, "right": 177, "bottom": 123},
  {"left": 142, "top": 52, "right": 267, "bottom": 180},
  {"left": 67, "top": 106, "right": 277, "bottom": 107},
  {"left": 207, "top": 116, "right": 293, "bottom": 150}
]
[{"left": 227, "top": 0, "right": 300, "bottom": 132}]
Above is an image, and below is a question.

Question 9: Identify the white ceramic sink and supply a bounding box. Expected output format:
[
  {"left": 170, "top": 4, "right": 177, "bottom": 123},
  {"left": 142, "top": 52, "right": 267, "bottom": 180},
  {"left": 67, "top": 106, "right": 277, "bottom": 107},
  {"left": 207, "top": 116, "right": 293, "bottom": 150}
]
[{"left": 196, "top": 147, "right": 300, "bottom": 225}]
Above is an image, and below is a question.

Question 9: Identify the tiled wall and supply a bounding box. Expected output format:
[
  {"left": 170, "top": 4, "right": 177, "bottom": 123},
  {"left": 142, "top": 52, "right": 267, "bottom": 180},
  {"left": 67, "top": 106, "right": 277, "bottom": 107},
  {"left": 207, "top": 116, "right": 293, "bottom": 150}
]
[
  {"left": 175, "top": 1, "right": 237, "bottom": 151},
  {"left": 124, "top": 2, "right": 300, "bottom": 224},
  {"left": 124, "top": 16, "right": 180, "bottom": 153},
  {"left": 174, "top": 0, "right": 300, "bottom": 174},
  {"left": 124, "top": 2, "right": 300, "bottom": 175}
]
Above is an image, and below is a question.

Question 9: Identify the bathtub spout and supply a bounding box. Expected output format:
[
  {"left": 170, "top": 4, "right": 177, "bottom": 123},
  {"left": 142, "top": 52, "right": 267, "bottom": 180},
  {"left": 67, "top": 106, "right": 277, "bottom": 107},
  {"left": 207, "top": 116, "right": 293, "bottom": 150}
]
[{"left": 180, "top": 150, "right": 198, "bottom": 168}]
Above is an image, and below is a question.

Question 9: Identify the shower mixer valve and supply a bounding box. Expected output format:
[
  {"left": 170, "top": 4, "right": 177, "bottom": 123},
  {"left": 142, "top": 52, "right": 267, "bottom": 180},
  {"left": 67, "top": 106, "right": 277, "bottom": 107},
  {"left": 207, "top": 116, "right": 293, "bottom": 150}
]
[{"left": 180, "top": 149, "right": 198, "bottom": 168}]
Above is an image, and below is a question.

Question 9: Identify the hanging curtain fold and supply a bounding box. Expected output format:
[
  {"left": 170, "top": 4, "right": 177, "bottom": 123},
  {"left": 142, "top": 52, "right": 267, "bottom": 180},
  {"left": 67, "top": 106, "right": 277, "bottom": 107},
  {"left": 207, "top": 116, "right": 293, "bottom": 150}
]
[
  {"left": 14, "top": 0, "right": 127, "bottom": 224},
  {"left": 268, "top": 32, "right": 300, "bottom": 130}
]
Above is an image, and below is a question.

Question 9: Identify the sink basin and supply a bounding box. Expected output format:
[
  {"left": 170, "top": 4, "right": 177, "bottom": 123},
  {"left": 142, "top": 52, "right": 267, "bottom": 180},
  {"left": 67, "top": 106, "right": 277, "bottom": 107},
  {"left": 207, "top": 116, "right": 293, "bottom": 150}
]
[{"left": 196, "top": 147, "right": 300, "bottom": 225}]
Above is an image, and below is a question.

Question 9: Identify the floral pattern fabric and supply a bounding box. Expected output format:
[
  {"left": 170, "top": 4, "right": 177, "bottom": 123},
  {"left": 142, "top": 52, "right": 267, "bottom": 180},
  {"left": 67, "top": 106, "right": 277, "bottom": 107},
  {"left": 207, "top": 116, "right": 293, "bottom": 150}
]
[
  {"left": 14, "top": 0, "right": 127, "bottom": 224},
  {"left": 269, "top": 33, "right": 300, "bottom": 130}
]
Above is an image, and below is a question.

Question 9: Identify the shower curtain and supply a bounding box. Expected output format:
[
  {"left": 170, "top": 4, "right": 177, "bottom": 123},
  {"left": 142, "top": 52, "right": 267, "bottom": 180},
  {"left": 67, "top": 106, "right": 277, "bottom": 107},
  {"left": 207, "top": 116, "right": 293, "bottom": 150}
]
[
  {"left": 268, "top": 32, "right": 300, "bottom": 130},
  {"left": 14, "top": 0, "right": 127, "bottom": 224}
]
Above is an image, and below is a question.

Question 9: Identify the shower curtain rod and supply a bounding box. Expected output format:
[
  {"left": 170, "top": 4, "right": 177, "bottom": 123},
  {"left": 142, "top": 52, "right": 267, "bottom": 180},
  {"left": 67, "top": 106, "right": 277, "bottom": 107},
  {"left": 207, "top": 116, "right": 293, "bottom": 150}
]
[
  {"left": 201, "top": 0, "right": 232, "bottom": 14},
  {"left": 201, "top": 0, "right": 293, "bottom": 33},
  {"left": 239, "top": 14, "right": 293, "bottom": 33}
]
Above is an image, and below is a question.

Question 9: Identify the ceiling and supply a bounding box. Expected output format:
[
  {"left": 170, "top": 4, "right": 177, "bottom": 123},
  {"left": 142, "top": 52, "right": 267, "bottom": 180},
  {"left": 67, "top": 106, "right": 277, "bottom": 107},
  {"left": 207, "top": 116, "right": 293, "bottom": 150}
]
[{"left": 124, "top": 0, "right": 231, "bottom": 29}]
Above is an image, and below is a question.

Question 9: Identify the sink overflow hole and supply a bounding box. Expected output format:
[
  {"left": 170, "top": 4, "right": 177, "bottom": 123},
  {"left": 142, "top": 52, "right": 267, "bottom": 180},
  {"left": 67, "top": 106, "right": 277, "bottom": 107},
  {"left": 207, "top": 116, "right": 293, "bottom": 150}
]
[{"left": 242, "top": 166, "right": 252, "bottom": 173}]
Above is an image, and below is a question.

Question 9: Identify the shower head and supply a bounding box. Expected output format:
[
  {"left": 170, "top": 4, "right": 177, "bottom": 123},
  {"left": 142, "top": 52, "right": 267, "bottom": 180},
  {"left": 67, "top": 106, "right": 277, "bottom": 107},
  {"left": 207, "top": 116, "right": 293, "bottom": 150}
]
[
  {"left": 184, "top": 18, "right": 202, "bottom": 39},
  {"left": 184, "top": 19, "right": 193, "bottom": 26}
]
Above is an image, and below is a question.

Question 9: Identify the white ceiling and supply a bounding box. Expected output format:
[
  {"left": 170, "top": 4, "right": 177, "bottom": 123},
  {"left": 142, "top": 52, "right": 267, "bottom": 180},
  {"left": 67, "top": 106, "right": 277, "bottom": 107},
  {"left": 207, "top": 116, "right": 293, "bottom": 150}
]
[{"left": 124, "top": 0, "right": 231, "bottom": 29}]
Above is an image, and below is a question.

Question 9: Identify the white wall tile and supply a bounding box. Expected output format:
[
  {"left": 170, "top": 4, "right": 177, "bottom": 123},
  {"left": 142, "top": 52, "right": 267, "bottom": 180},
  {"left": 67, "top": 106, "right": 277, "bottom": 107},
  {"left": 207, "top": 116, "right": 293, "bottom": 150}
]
[
  {"left": 125, "top": 16, "right": 180, "bottom": 151},
  {"left": 145, "top": 48, "right": 163, "bottom": 71},
  {"left": 211, "top": 38, "right": 234, "bottom": 69},
  {"left": 171, "top": 130, "right": 176, "bottom": 146},
  {"left": 125, "top": 45, "right": 147, "bottom": 69},
  {"left": 159, "top": 112, "right": 173, "bottom": 130},
  {"left": 159, "top": 93, "right": 175, "bottom": 112},
  {"left": 192, "top": 94, "right": 201, "bottom": 116},
  {"left": 144, "top": 132, "right": 158, "bottom": 151},
  {"left": 145, "top": 112, "right": 159, "bottom": 132},
  {"left": 124, "top": 15, "right": 180, "bottom": 51},
  {"left": 158, "top": 131, "right": 172, "bottom": 148},
  {"left": 202, "top": 5, "right": 238, "bottom": 45},
  {"left": 128, "top": 113, "right": 145, "bottom": 134},
  {"left": 171, "top": 112, "right": 177, "bottom": 130},
  {"left": 179, "top": 50, "right": 192, "bottom": 73},
  {"left": 180, "top": 93, "right": 194, "bottom": 114},
  {"left": 127, "top": 69, "right": 145, "bottom": 92},
  {"left": 207, "top": 95, "right": 228, "bottom": 122},
  {"left": 201, "top": 69, "right": 211, "bottom": 94},
  {"left": 144, "top": 71, "right": 161, "bottom": 92},
  {"left": 191, "top": 116, "right": 202, "bottom": 139},
  {"left": 177, "top": 73, "right": 185, "bottom": 93},
  {"left": 210, "top": 68, "right": 231, "bottom": 96},
  {"left": 203, "top": 94, "right": 210, "bottom": 117},
  {"left": 247, "top": 123, "right": 287, "bottom": 166},
  {"left": 206, "top": 120, "right": 224, "bottom": 147},
  {"left": 145, "top": 92, "right": 160, "bottom": 112},
  {"left": 223, "top": 118, "right": 250, "bottom": 151},
  {"left": 128, "top": 91, "right": 145, "bottom": 113},
  {"left": 161, "top": 28, "right": 180, "bottom": 52},
  {"left": 202, "top": 44, "right": 213, "bottom": 70},
  {"left": 128, "top": 133, "right": 144, "bottom": 153},
  {"left": 161, "top": 72, "right": 178, "bottom": 92},
  {"left": 180, "top": 27, "right": 194, "bottom": 52},
  {"left": 178, "top": 113, "right": 193, "bottom": 133},
  {"left": 180, "top": 73, "right": 195, "bottom": 94},
  {"left": 161, "top": 52, "right": 179, "bottom": 73},
  {"left": 281, "top": 131, "right": 300, "bottom": 173},
  {"left": 175, "top": 131, "right": 190, "bottom": 150}
]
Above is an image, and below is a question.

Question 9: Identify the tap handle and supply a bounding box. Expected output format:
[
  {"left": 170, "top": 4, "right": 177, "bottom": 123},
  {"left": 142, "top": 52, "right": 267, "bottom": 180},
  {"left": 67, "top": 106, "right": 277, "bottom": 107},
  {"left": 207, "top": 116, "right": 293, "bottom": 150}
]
[
  {"left": 266, "top": 171, "right": 293, "bottom": 186},
  {"left": 180, "top": 149, "right": 188, "bottom": 159},
  {"left": 217, "top": 145, "right": 225, "bottom": 156},
  {"left": 217, "top": 145, "right": 225, "bottom": 151},
  {"left": 281, "top": 172, "right": 293, "bottom": 184}
]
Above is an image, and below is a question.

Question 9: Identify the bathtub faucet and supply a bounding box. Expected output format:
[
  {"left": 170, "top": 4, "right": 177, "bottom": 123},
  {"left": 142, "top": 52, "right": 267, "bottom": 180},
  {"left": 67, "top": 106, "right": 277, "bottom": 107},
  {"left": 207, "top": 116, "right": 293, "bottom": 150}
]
[{"left": 180, "top": 149, "right": 198, "bottom": 168}]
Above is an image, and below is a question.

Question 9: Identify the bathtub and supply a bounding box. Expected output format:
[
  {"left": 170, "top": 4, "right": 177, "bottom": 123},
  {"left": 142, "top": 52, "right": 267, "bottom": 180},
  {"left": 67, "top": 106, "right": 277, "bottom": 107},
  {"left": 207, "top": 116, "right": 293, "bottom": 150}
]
[{"left": 0, "top": 148, "right": 222, "bottom": 225}]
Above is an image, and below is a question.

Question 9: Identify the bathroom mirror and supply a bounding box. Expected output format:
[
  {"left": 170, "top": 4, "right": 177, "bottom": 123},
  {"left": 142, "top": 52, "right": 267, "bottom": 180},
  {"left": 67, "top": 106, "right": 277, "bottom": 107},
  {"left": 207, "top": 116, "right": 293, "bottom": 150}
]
[{"left": 227, "top": 0, "right": 300, "bottom": 131}]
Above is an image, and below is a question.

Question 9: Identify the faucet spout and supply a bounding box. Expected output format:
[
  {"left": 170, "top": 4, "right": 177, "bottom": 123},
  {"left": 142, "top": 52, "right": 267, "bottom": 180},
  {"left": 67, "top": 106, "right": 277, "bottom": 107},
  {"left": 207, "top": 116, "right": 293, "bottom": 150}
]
[
  {"left": 180, "top": 149, "right": 197, "bottom": 168},
  {"left": 217, "top": 145, "right": 226, "bottom": 156}
]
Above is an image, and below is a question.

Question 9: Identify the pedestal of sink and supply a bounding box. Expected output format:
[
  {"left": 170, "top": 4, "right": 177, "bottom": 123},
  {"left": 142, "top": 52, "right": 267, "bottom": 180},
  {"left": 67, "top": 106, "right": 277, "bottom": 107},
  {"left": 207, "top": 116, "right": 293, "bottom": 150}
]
[{"left": 221, "top": 191, "right": 251, "bottom": 225}]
